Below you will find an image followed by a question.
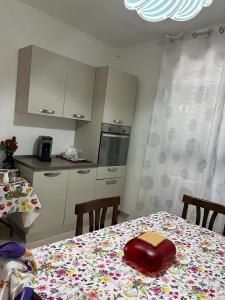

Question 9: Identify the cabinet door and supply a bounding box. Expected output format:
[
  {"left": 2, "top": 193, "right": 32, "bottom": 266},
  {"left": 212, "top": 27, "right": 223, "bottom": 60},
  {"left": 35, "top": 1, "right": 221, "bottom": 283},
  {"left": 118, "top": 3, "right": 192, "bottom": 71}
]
[
  {"left": 28, "top": 46, "right": 66, "bottom": 117},
  {"left": 29, "top": 170, "right": 69, "bottom": 234},
  {"left": 64, "top": 168, "right": 97, "bottom": 226},
  {"left": 103, "top": 68, "right": 137, "bottom": 126},
  {"left": 63, "top": 59, "right": 95, "bottom": 121}
]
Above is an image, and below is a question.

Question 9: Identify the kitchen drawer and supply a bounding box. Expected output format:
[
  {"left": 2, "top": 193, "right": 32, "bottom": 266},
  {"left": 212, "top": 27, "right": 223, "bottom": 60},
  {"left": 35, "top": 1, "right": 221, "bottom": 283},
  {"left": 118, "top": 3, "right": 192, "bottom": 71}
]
[
  {"left": 94, "top": 177, "right": 123, "bottom": 199},
  {"left": 97, "top": 166, "right": 126, "bottom": 179}
]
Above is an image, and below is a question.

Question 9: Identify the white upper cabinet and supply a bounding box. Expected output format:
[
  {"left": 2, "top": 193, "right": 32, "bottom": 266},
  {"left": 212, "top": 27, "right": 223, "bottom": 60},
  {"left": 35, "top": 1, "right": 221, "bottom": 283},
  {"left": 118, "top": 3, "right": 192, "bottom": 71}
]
[
  {"left": 103, "top": 68, "right": 137, "bottom": 126},
  {"left": 16, "top": 45, "right": 95, "bottom": 120},
  {"left": 63, "top": 59, "right": 95, "bottom": 121},
  {"left": 16, "top": 45, "right": 67, "bottom": 117}
]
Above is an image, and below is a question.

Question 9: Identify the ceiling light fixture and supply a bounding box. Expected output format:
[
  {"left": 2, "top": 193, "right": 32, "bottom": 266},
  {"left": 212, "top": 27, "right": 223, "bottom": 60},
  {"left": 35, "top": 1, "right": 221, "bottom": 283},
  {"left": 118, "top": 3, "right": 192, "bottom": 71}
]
[{"left": 124, "top": 0, "right": 214, "bottom": 22}]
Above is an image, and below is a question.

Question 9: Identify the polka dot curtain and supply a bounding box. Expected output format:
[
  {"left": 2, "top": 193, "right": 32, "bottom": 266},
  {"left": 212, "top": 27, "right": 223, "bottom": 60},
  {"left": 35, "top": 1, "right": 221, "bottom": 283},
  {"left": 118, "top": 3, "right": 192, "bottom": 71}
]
[{"left": 137, "top": 25, "right": 225, "bottom": 234}]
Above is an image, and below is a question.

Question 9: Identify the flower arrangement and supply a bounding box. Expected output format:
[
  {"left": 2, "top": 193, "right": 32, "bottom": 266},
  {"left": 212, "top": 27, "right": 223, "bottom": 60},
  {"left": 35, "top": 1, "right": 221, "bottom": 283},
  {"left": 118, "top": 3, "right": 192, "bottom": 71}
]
[{"left": 0, "top": 136, "right": 18, "bottom": 153}]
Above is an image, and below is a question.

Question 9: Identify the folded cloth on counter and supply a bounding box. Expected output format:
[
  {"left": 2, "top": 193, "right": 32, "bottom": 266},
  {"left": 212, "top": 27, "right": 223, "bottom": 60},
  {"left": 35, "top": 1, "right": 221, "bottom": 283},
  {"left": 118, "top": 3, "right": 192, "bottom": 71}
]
[{"left": 0, "top": 242, "right": 37, "bottom": 300}]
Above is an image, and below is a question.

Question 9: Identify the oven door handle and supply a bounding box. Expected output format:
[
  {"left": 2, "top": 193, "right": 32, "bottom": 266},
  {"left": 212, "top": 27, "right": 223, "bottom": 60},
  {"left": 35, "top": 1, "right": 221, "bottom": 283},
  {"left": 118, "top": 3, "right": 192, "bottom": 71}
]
[{"left": 102, "top": 133, "right": 130, "bottom": 138}]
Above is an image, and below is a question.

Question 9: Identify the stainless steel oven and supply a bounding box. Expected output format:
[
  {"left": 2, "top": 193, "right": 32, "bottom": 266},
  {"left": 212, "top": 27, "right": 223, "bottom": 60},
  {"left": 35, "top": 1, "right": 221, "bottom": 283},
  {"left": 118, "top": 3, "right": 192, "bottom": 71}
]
[{"left": 98, "top": 123, "right": 131, "bottom": 167}]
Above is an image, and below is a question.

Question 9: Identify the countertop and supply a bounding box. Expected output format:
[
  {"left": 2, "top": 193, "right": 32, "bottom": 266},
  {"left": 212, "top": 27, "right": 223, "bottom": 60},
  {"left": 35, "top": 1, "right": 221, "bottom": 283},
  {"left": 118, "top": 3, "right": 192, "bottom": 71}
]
[{"left": 14, "top": 156, "right": 97, "bottom": 171}]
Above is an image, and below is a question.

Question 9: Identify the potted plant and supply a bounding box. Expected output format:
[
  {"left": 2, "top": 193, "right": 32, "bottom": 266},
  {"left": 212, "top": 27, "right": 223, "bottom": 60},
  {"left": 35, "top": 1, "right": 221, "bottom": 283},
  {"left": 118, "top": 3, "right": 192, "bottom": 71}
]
[{"left": 0, "top": 136, "right": 18, "bottom": 169}]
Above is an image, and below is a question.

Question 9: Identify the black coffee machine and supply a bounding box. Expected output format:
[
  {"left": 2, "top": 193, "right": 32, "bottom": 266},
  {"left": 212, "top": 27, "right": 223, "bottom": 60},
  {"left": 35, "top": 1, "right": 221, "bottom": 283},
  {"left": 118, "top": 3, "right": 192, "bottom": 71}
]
[{"left": 37, "top": 136, "right": 53, "bottom": 162}]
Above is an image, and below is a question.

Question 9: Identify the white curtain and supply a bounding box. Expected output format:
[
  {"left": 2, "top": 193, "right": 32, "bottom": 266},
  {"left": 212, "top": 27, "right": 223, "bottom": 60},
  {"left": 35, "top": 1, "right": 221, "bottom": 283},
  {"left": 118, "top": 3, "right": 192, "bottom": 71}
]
[{"left": 137, "top": 25, "right": 225, "bottom": 234}]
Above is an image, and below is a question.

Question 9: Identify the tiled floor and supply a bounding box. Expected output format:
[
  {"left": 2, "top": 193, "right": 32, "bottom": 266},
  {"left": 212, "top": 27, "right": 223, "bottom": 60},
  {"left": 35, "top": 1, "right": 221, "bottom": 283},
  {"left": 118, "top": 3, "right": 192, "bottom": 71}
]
[{"left": 0, "top": 213, "right": 130, "bottom": 249}]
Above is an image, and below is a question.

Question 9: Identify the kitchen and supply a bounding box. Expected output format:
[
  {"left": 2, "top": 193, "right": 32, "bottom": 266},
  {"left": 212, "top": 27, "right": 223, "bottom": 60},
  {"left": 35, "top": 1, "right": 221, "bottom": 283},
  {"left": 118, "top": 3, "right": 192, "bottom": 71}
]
[
  {"left": 1, "top": 1, "right": 225, "bottom": 300},
  {"left": 8, "top": 44, "right": 137, "bottom": 243},
  {"left": 0, "top": 1, "right": 162, "bottom": 248},
  {"left": 0, "top": 26, "right": 138, "bottom": 244}
]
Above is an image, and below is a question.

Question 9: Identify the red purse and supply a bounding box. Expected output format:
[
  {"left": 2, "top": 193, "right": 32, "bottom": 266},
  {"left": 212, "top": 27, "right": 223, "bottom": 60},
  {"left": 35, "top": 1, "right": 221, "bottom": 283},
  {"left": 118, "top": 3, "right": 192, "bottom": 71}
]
[{"left": 123, "top": 231, "right": 176, "bottom": 276}]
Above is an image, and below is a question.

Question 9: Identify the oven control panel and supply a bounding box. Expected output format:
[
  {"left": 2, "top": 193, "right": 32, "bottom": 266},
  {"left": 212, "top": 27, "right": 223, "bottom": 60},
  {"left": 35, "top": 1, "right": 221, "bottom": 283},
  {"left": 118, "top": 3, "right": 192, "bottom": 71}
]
[{"left": 102, "top": 123, "right": 131, "bottom": 134}]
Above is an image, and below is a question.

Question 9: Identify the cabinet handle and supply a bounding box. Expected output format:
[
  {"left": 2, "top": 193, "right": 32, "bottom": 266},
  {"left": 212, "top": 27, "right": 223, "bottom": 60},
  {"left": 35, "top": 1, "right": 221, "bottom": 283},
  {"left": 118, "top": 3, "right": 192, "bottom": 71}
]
[
  {"left": 38, "top": 108, "right": 55, "bottom": 115},
  {"left": 113, "top": 120, "right": 123, "bottom": 124},
  {"left": 72, "top": 114, "right": 85, "bottom": 119},
  {"left": 106, "top": 179, "right": 117, "bottom": 185},
  {"left": 107, "top": 168, "right": 118, "bottom": 172},
  {"left": 44, "top": 172, "right": 61, "bottom": 177},
  {"left": 77, "top": 170, "right": 91, "bottom": 174}
]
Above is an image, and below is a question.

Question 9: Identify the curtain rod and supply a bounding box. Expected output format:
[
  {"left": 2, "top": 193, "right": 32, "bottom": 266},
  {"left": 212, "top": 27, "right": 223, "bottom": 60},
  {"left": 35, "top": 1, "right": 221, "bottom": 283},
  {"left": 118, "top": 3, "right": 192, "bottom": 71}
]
[{"left": 169, "top": 26, "right": 225, "bottom": 43}]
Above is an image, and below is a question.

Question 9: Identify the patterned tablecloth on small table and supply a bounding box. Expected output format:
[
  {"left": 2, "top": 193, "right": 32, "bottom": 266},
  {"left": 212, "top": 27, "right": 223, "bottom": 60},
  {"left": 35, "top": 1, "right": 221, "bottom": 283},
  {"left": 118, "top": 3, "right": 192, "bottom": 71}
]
[
  {"left": 0, "top": 180, "right": 41, "bottom": 227},
  {"left": 32, "top": 211, "right": 225, "bottom": 300}
]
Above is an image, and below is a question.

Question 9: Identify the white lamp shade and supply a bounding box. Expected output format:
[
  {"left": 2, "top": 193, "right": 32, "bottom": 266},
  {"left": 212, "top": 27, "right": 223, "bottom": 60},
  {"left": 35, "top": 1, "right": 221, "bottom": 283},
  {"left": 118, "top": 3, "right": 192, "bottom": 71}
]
[{"left": 124, "top": 0, "right": 214, "bottom": 22}]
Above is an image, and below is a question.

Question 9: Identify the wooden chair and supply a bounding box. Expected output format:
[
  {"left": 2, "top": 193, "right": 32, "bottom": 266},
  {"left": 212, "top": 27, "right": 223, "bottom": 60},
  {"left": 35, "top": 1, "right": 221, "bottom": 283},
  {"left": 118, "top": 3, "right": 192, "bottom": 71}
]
[
  {"left": 182, "top": 194, "right": 225, "bottom": 235},
  {"left": 75, "top": 196, "right": 120, "bottom": 236}
]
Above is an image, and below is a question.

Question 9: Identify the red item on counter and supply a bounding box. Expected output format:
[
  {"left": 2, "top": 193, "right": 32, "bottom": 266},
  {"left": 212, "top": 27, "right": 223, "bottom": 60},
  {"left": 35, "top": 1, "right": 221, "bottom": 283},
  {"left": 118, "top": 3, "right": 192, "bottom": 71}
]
[{"left": 123, "top": 231, "right": 176, "bottom": 276}]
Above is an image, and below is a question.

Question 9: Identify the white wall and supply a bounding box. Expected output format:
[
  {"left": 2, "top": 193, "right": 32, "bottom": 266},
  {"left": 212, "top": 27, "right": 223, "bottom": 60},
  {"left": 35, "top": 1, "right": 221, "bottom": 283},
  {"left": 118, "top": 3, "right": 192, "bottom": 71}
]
[
  {"left": 0, "top": 0, "right": 117, "bottom": 163},
  {"left": 116, "top": 42, "right": 163, "bottom": 215},
  {"left": 0, "top": 0, "right": 163, "bottom": 216}
]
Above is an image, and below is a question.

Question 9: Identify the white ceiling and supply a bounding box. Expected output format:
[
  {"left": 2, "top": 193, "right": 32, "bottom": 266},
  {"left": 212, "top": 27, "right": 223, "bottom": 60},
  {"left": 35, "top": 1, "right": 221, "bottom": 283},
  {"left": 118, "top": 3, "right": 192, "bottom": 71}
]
[{"left": 18, "top": 0, "right": 225, "bottom": 47}]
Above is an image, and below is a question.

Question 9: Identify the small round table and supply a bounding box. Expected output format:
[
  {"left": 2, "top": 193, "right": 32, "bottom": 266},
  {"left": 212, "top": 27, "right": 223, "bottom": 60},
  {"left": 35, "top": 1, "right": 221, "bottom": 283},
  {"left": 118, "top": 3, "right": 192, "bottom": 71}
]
[{"left": 0, "top": 180, "right": 41, "bottom": 236}]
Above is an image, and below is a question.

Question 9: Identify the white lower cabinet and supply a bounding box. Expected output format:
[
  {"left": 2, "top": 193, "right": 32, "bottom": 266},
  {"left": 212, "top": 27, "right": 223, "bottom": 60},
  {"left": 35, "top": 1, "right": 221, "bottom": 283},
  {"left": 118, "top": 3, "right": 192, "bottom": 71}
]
[
  {"left": 13, "top": 163, "right": 125, "bottom": 242},
  {"left": 94, "top": 177, "right": 123, "bottom": 199},
  {"left": 64, "top": 168, "right": 97, "bottom": 227},
  {"left": 28, "top": 170, "right": 69, "bottom": 235}
]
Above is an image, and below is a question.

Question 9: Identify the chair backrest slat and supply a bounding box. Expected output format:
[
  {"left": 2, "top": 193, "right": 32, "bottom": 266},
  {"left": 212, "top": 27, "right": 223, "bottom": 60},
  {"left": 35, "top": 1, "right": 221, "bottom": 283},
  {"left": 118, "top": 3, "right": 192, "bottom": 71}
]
[
  {"left": 89, "top": 211, "right": 94, "bottom": 232},
  {"left": 196, "top": 206, "right": 201, "bottom": 225},
  {"left": 202, "top": 208, "right": 210, "bottom": 228},
  {"left": 209, "top": 211, "right": 218, "bottom": 231},
  {"left": 182, "top": 194, "right": 225, "bottom": 235},
  {"left": 95, "top": 208, "right": 100, "bottom": 230},
  {"left": 100, "top": 207, "right": 107, "bottom": 229},
  {"left": 75, "top": 196, "right": 120, "bottom": 236}
]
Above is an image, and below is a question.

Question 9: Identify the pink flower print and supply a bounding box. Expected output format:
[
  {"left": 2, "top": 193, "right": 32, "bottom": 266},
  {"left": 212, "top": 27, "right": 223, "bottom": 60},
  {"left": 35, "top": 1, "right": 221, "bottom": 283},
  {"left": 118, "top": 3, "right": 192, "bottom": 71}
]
[
  {"left": 54, "top": 254, "right": 63, "bottom": 260},
  {"left": 87, "top": 290, "right": 98, "bottom": 299},
  {"left": 108, "top": 252, "right": 116, "bottom": 259},
  {"left": 152, "top": 287, "right": 161, "bottom": 295},
  {"left": 37, "top": 285, "right": 48, "bottom": 291},
  {"left": 102, "top": 240, "right": 109, "bottom": 245},
  {"left": 190, "top": 266, "right": 198, "bottom": 273},
  {"left": 56, "top": 269, "right": 66, "bottom": 277},
  {"left": 187, "top": 279, "right": 195, "bottom": 285}
]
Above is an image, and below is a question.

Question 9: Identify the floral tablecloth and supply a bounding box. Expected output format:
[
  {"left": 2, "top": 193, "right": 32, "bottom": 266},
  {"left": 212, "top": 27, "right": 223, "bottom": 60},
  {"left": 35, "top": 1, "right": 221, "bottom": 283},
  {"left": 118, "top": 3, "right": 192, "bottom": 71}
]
[
  {"left": 32, "top": 212, "right": 225, "bottom": 300},
  {"left": 0, "top": 180, "right": 41, "bottom": 227}
]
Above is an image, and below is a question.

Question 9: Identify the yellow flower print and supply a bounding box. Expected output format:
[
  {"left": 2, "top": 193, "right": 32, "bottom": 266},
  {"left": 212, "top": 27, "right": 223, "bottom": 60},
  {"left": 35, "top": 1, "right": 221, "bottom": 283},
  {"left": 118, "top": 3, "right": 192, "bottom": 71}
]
[
  {"left": 67, "top": 244, "right": 77, "bottom": 249},
  {"left": 162, "top": 286, "right": 170, "bottom": 293},
  {"left": 67, "top": 269, "right": 76, "bottom": 276},
  {"left": 198, "top": 266, "right": 204, "bottom": 272},
  {"left": 99, "top": 276, "right": 110, "bottom": 283},
  {"left": 117, "top": 252, "right": 124, "bottom": 258},
  {"left": 26, "top": 187, "right": 32, "bottom": 193},
  {"left": 19, "top": 199, "right": 33, "bottom": 212},
  {"left": 197, "top": 293, "right": 208, "bottom": 300}
]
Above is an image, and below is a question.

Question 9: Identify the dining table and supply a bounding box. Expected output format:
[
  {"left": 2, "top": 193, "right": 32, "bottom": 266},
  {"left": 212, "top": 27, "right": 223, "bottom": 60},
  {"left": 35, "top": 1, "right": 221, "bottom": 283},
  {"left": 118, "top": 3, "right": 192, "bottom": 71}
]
[
  {"left": 31, "top": 211, "right": 225, "bottom": 300},
  {"left": 0, "top": 179, "right": 41, "bottom": 228}
]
